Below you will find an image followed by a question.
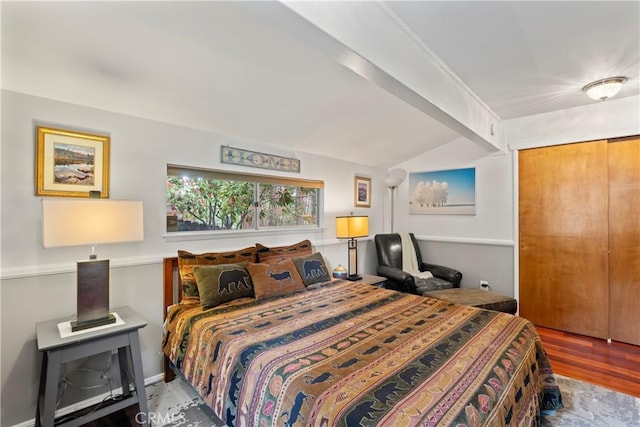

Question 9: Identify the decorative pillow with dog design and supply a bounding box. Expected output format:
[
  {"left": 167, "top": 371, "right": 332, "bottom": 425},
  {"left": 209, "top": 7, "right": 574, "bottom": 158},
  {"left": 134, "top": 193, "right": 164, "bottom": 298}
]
[{"left": 246, "top": 258, "right": 305, "bottom": 300}]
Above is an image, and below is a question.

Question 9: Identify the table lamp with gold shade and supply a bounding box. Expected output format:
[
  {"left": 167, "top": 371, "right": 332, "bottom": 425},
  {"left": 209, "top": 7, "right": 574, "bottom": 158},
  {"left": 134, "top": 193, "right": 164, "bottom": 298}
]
[
  {"left": 42, "top": 199, "right": 144, "bottom": 331},
  {"left": 335, "top": 215, "right": 368, "bottom": 281}
]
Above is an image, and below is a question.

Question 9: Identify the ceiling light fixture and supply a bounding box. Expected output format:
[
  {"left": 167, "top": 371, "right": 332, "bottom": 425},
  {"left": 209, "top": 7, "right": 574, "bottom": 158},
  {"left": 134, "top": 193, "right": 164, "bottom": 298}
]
[{"left": 582, "top": 77, "right": 627, "bottom": 101}]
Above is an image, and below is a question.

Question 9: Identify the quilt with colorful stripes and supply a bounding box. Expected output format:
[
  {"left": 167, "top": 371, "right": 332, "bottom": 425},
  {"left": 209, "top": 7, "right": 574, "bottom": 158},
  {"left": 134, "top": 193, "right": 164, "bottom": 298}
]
[{"left": 162, "top": 280, "right": 562, "bottom": 426}]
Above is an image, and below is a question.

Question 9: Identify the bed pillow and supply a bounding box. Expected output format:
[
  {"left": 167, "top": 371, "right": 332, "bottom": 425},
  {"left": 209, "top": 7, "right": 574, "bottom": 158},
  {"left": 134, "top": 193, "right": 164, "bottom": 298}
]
[
  {"left": 177, "top": 247, "right": 257, "bottom": 304},
  {"left": 292, "top": 252, "right": 331, "bottom": 286},
  {"left": 193, "top": 263, "right": 254, "bottom": 309},
  {"left": 255, "top": 240, "right": 313, "bottom": 262},
  {"left": 246, "top": 258, "right": 305, "bottom": 300}
]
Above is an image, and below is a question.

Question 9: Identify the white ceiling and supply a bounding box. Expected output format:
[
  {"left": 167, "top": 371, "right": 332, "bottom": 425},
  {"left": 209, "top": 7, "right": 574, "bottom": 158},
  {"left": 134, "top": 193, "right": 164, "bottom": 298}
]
[{"left": 2, "top": 1, "right": 638, "bottom": 168}]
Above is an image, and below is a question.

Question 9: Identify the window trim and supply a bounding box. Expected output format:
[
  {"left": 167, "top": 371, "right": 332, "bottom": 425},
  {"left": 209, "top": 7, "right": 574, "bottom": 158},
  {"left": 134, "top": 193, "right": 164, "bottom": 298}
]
[
  {"left": 167, "top": 164, "right": 324, "bottom": 189},
  {"left": 162, "top": 226, "right": 327, "bottom": 243},
  {"left": 166, "top": 164, "right": 324, "bottom": 233}
]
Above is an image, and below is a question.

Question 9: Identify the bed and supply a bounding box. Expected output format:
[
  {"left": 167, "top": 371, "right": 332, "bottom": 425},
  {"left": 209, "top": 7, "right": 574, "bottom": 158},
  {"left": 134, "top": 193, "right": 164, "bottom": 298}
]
[{"left": 162, "top": 256, "right": 562, "bottom": 427}]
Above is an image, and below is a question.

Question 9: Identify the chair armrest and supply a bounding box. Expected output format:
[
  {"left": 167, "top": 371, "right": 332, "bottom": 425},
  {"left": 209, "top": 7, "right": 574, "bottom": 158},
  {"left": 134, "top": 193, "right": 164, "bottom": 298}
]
[
  {"left": 420, "top": 263, "right": 463, "bottom": 287},
  {"left": 376, "top": 265, "right": 417, "bottom": 294}
]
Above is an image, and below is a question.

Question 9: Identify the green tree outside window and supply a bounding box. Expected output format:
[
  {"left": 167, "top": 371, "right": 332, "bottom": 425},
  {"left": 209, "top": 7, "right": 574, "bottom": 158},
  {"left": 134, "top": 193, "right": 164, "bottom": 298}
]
[{"left": 167, "top": 168, "right": 321, "bottom": 232}]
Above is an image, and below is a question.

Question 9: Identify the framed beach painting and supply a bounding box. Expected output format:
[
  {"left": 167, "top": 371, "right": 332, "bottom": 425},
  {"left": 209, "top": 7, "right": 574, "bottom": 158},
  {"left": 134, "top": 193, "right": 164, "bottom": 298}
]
[
  {"left": 354, "top": 176, "right": 371, "bottom": 208},
  {"left": 409, "top": 167, "right": 476, "bottom": 215},
  {"left": 35, "top": 126, "right": 110, "bottom": 197}
]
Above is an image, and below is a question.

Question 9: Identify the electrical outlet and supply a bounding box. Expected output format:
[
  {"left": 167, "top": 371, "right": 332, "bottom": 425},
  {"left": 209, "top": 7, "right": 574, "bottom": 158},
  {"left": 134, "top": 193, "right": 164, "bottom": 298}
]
[{"left": 480, "top": 280, "right": 490, "bottom": 291}]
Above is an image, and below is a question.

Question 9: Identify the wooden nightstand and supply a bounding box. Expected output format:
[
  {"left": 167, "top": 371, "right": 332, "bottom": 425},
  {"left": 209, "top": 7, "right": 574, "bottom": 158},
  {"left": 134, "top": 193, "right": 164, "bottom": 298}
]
[{"left": 35, "top": 306, "right": 148, "bottom": 427}]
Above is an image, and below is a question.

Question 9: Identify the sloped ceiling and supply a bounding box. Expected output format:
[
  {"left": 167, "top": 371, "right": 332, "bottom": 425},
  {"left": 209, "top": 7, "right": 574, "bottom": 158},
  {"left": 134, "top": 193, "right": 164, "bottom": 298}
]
[{"left": 2, "top": 1, "right": 638, "bottom": 167}]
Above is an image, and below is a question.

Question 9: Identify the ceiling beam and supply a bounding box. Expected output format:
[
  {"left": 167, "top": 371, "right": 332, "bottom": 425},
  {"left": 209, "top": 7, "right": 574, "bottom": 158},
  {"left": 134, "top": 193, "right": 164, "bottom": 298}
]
[{"left": 244, "top": 1, "right": 503, "bottom": 153}]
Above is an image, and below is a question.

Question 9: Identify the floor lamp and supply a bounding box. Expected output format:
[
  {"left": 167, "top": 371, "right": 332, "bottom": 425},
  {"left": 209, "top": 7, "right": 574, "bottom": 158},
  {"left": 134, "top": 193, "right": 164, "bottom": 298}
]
[
  {"left": 384, "top": 168, "right": 407, "bottom": 233},
  {"left": 42, "top": 199, "right": 144, "bottom": 331}
]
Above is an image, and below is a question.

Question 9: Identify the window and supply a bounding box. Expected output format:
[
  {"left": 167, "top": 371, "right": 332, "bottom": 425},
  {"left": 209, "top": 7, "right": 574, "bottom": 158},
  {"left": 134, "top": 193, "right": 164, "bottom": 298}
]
[{"left": 166, "top": 165, "right": 323, "bottom": 233}]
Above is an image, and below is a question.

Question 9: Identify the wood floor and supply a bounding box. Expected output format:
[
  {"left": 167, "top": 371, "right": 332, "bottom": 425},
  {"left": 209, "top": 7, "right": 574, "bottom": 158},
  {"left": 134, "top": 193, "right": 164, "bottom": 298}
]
[{"left": 536, "top": 325, "right": 640, "bottom": 397}]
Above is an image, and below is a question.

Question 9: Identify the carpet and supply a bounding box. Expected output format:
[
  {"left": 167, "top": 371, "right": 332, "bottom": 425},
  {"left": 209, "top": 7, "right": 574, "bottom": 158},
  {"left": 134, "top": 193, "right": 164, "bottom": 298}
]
[
  {"left": 541, "top": 375, "right": 639, "bottom": 427},
  {"left": 146, "top": 378, "right": 223, "bottom": 427},
  {"left": 146, "top": 374, "right": 639, "bottom": 426}
]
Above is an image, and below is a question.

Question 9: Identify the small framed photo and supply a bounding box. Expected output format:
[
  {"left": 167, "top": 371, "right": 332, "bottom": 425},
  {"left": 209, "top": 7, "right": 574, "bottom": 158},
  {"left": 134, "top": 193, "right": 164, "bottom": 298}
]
[
  {"left": 35, "top": 126, "right": 110, "bottom": 198},
  {"left": 354, "top": 175, "right": 371, "bottom": 208}
]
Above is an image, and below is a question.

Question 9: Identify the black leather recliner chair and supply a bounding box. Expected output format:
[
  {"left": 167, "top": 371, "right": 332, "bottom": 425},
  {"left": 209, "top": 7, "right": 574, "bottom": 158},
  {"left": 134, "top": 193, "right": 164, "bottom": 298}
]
[{"left": 374, "top": 233, "right": 462, "bottom": 295}]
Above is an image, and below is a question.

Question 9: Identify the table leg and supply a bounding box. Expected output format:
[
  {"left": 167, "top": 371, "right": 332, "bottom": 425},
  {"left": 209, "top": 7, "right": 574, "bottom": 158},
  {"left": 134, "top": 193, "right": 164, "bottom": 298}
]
[
  {"left": 117, "top": 347, "right": 131, "bottom": 398},
  {"left": 35, "top": 352, "right": 47, "bottom": 427},
  {"left": 128, "top": 330, "right": 149, "bottom": 426},
  {"left": 41, "top": 349, "right": 61, "bottom": 427}
]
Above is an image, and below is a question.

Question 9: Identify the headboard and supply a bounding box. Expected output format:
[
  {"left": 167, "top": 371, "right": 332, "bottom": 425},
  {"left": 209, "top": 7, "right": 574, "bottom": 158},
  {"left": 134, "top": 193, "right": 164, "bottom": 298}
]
[
  {"left": 163, "top": 257, "right": 182, "bottom": 313},
  {"left": 163, "top": 257, "right": 181, "bottom": 382}
]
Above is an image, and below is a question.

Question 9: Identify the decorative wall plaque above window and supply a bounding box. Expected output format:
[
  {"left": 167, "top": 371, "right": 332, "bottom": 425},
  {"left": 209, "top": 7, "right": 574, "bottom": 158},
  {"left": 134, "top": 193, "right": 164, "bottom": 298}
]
[{"left": 221, "top": 146, "right": 300, "bottom": 173}]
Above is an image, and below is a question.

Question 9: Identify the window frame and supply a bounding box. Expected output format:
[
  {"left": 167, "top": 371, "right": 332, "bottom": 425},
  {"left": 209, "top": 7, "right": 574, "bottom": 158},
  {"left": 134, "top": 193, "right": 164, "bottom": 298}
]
[{"left": 165, "top": 164, "right": 324, "bottom": 238}]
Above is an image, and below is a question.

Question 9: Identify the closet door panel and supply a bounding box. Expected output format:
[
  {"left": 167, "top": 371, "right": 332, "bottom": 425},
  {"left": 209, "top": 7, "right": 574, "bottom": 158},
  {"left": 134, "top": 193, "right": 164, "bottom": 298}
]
[
  {"left": 608, "top": 137, "right": 640, "bottom": 345},
  {"left": 519, "top": 141, "right": 609, "bottom": 338}
]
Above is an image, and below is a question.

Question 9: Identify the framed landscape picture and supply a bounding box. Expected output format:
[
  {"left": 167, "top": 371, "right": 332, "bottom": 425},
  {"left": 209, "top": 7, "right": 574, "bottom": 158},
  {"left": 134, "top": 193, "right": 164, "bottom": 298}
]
[
  {"left": 35, "top": 126, "right": 110, "bottom": 197},
  {"left": 409, "top": 167, "right": 476, "bottom": 215},
  {"left": 354, "top": 175, "right": 371, "bottom": 208}
]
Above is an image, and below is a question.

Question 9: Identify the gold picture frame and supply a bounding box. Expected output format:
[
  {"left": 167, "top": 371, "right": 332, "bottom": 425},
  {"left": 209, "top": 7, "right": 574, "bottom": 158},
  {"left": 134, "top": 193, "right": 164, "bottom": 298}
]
[
  {"left": 36, "top": 126, "right": 110, "bottom": 197},
  {"left": 354, "top": 176, "right": 371, "bottom": 208}
]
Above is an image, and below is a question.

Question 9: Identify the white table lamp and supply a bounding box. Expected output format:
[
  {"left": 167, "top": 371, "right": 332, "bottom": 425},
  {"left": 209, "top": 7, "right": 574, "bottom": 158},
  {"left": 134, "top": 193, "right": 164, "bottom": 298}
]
[{"left": 42, "top": 199, "right": 143, "bottom": 331}]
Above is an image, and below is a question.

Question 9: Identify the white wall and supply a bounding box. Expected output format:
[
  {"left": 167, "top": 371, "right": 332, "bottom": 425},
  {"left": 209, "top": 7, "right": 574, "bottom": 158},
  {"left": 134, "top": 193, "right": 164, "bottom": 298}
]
[
  {"left": 506, "top": 95, "right": 640, "bottom": 150},
  {"left": 0, "top": 90, "right": 386, "bottom": 426},
  {"left": 393, "top": 137, "right": 512, "bottom": 241}
]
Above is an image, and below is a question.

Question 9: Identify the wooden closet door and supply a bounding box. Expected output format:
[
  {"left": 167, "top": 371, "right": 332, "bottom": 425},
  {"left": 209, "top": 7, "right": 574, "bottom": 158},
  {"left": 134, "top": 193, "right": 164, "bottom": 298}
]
[
  {"left": 519, "top": 140, "right": 610, "bottom": 339},
  {"left": 608, "top": 137, "right": 640, "bottom": 345}
]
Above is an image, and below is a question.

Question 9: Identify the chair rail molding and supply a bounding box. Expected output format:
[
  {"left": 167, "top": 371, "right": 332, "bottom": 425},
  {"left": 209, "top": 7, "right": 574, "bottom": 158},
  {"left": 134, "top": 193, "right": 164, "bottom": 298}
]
[
  {"left": 0, "top": 256, "right": 162, "bottom": 280},
  {"left": 414, "top": 235, "right": 514, "bottom": 247}
]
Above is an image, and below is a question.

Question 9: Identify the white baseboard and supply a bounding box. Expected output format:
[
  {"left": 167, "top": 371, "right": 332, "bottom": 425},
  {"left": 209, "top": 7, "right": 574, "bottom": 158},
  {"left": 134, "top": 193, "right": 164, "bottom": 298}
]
[{"left": 11, "top": 373, "right": 164, "bottom": 427}]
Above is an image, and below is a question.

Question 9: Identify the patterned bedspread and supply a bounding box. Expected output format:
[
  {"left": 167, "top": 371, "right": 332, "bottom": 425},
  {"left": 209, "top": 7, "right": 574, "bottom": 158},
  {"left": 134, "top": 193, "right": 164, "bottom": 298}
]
[{"left": 163, "top": 280, "right": 562, "bottom": 426}]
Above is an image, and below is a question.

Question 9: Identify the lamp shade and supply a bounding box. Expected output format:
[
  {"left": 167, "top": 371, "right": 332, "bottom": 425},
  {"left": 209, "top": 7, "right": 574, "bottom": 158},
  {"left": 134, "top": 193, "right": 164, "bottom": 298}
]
[
  {"left": 383, "top": 168, "right": 407, "bottom": 188},
  {"left": 336, "top": 215, "right": 369, "bottom": 239},
  {"left": 42, "top": 199, "right": 144, "bottom": 248}
]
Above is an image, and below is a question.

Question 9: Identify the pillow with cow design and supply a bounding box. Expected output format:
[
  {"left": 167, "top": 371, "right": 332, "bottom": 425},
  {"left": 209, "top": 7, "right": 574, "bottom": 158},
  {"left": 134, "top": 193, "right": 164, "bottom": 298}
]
[
  {"left": 292, "top": 252, "right": 331, "bottom": 286},
  {"left": 246, "top": 258, "right": 305, "bottom": 300},
  {"left": 193, "top": 263, "right": 254, "bottom": 309}
]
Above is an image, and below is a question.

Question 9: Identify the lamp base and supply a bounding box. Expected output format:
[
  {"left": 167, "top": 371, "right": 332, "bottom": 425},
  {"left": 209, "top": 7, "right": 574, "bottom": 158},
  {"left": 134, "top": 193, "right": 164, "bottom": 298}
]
[
  {"left": 346, "top": 274, "right": 362, "bottom": 281},
  {"left": 76, "top": 258, "right": 111, "bottom": 332},
  {"left": 71, "top": 313, "right": 116, "bottom": 332}
]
